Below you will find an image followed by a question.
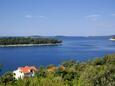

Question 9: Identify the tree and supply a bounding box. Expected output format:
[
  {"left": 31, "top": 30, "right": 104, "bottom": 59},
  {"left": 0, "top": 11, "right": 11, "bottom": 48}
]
[{"left": 0, "top": 72, "right": 15, "bottom": 85}]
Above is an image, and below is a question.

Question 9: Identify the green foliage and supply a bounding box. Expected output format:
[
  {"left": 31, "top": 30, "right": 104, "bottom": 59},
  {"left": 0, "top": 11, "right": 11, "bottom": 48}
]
[
  {"left": 0, "top": 72, "right": 15, "bottom": 86},
  {"left": 35, "top": 66, "right": 46, "bottom": 78},
  {"left": 78, "top": 65, "right": 115, "bottom": 86},
  {"left": 0, "top": 54, "right": 115, "bottom": 86},
  {"left": 62, "top": 60, "right": 76, "bottom": 67},
  {"left": 103, "top": 54, "right": 115, "bottom": 64},
  {"left": 0, "top": 37, "right": 62, "bottom": 45},
  {"left": 92, "top": 58, "right": 105, "bottom": 65}
]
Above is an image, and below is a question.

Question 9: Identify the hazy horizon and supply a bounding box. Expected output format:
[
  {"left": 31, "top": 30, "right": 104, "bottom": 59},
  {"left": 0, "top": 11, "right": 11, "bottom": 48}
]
[{"left": 0, "top": 34, "right": 114, "bottom": 37}]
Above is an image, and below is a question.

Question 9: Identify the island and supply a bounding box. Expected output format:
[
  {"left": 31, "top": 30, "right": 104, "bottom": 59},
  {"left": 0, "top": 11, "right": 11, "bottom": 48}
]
[
  {"left": 0, "top": 37, "right": 62, "bottom": 47},
  {"left": 109, "top": 36, "right": 115, "bottom": 41}
]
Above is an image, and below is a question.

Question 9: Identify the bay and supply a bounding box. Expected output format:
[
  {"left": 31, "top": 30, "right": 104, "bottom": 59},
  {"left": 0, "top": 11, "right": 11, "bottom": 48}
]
[{"left": 0, "top": 36, "right": 115, "bottom": 75}]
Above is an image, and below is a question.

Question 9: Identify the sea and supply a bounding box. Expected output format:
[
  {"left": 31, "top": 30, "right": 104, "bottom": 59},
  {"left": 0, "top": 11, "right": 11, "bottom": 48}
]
[{"left": 0, "top": 36, "right": 115, "bottom": 75}]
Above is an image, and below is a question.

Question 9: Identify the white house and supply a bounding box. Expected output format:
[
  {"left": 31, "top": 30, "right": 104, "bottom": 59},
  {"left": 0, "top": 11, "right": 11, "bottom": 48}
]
[
  {"left": 13, "top": 66, "right": 38, "bottom": 80},
  {"left": 13, "top": 69, "right": 24, "bottom": 80}
]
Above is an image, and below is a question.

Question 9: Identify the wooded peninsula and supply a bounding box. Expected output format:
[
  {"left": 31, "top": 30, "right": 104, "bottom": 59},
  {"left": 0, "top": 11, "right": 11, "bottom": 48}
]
[{"left": 0, "top": 37, "right": 62, "bottom": 46}]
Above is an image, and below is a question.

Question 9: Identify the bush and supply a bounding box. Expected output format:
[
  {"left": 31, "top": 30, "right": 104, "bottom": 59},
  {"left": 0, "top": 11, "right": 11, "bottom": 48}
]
[{"left": 0, "top": 72, "right": 15, "bottom": 85}]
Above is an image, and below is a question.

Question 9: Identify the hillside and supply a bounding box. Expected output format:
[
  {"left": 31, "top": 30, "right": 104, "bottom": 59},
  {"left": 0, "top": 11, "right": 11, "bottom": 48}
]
[{"left": 0, "top": 54, "right": 115, "bottom": 86}]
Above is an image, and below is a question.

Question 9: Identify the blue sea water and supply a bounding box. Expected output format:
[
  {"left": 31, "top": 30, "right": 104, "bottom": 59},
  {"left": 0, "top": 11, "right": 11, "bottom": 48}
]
[{"left": 0, "top": 36, "right": 115, "bottom": 75}]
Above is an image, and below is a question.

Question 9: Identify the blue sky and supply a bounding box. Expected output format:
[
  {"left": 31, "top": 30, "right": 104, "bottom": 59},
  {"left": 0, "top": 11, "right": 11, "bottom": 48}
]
[{"left": 0, "top": 0, "right": 115, "bottom": 36}]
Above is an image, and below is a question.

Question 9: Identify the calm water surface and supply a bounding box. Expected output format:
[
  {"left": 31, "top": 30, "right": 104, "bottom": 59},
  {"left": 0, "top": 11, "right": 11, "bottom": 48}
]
[{"left": 0, "top": 36, "right": 115, "bottom": 75}]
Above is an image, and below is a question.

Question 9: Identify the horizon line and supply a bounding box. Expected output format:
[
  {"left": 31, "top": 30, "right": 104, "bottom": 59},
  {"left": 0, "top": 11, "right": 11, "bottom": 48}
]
[{"left": 0, "top": 34, "right": 114, "bottom": 37}]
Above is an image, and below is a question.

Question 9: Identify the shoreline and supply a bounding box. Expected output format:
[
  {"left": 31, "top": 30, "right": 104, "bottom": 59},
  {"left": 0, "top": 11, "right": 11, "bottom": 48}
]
[
  {"left": 0, "top": 43, "right": 62, "bottom": 47},
  {"left": 109, "top": 38, "right": 115, "bottom": 41}
]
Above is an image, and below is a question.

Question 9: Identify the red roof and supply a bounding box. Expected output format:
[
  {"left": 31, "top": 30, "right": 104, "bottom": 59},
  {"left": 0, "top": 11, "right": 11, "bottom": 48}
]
[{"left": 19, "top": 66, "right": 37, "bottom": 73}]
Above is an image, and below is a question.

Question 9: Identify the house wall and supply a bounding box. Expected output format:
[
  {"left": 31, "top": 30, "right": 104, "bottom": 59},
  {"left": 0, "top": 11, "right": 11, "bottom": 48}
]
[{"left": 13, "top": 69, "right": 24, "bottom": 80}]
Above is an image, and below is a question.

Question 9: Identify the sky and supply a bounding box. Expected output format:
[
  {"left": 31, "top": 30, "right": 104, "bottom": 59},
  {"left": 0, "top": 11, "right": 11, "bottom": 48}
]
[{"left": 0, "top": 0, "right": 115, "bottom": 36}]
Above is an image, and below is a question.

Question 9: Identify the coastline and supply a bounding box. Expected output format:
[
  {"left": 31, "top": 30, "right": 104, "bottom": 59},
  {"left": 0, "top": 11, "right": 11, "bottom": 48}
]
[
  {"left": 109, "top": 38, "right": 115, "bottom": 41},
  {"left": 0, "top": 43, "right": 62, "bottom": 47}
]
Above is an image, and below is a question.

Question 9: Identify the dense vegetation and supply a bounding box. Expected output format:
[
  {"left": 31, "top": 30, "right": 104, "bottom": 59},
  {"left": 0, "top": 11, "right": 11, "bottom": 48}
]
[
  {"left": 0, "top": 54, "right": 115, "bottom": 86},
  {"left": 0, "top": 37, "right": 62, "bottom": 45}
]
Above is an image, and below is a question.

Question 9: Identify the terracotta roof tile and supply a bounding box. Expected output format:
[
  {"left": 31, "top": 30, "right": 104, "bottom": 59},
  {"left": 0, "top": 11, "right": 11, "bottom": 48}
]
[{"left": 19, "top": 66, "right": 37, "bottom": 73}]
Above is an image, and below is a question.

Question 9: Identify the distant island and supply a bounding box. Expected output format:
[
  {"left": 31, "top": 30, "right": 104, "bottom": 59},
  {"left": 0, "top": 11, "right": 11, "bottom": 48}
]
[
  {"left": 0, "top": 37, "right": 62, "bottom": 47},
  {"left": 109, "top": 36, "right": 115, "bottom": 41}
]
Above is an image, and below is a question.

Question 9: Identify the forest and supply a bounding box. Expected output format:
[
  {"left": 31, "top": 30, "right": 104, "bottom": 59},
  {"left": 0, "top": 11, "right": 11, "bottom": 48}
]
[{"left": 0, "top": 37, "right": 62, "bottom": 45}]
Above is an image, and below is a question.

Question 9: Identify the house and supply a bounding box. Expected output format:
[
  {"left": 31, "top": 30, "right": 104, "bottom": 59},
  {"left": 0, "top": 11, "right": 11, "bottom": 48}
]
[{"left": 13, "top": 66, "right": 38, "bottom": 80}]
